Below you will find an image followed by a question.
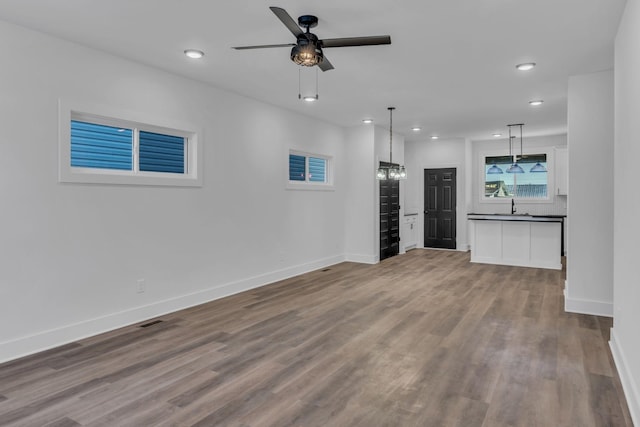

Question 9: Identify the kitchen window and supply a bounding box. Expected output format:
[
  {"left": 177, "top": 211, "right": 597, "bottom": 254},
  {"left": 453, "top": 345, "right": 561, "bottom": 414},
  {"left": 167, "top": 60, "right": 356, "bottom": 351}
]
[{"left": 483, "top": 153, "right": 549, "bottom": 200}]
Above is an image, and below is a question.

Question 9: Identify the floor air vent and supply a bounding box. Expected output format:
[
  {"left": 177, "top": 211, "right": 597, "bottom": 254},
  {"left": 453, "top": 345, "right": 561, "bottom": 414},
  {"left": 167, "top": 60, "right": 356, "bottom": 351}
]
[
  {"left": 139, "top": 320, "right": 163, "bottom": 328},
  {"left": 322, "top": 268, "right": 331, "bottom": 272}
]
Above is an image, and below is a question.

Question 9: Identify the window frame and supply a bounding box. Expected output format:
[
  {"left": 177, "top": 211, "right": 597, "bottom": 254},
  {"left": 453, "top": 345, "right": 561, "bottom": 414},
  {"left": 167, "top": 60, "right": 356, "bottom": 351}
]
[
  {"left": 478, "top": 146, "right": 555, "bottom": 205},
  {"left": 286, "top": 149, "right": 334, "bottom": 191},
  {"left": 59, "top": 99, "right": 203, "bottom": 187}
]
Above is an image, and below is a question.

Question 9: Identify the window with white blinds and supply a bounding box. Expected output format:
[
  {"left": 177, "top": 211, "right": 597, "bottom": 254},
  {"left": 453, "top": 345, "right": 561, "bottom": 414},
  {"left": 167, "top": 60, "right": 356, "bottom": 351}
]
[{"left": 59, "top": 100, "right": 201, "bottom": 187}]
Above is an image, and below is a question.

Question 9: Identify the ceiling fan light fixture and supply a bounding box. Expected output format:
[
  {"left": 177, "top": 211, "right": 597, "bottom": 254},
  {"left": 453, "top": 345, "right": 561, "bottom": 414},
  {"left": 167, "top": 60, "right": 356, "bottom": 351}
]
[{"left": 291, "top": 42, "right": 323, "bottom": 67}]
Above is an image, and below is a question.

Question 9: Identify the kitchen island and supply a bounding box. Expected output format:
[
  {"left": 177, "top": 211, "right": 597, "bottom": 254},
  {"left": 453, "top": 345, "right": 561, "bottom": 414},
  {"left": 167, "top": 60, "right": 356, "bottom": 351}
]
[{"left": 468, "top": 213, "right": 565, "bottom": 270}]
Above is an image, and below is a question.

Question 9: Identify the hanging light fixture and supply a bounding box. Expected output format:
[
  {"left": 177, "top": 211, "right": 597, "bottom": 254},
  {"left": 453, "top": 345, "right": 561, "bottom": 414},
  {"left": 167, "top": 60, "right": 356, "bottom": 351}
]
[
  {"left": 506, "top": 123, "right": 525, "bottom": 174},
  {"left": 487, "top": 164, "right": 504, "bottom": 174},
  {"left": 376, "top": 107, "right": 407, "bottom": 180},
  {"left": 298, "top": 67, "right": 319, "bottom": 101},
  {"left": 530, "top": 162, "right": 547, "bottom": 173}
]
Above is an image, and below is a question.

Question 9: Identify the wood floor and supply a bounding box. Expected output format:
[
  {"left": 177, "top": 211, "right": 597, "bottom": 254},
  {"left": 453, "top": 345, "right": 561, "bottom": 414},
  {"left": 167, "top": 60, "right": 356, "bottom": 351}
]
[{"left": 0, "top": 250, "right": 633, "bottom": 426}]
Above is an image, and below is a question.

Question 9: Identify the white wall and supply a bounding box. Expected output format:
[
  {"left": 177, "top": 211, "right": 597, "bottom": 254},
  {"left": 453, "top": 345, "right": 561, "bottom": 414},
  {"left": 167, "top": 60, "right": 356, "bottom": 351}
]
[
  {"left": 611, "top": 0, "right": 640, "bottom": 422},
  {"left": 565, "top": 70, "right": 614, "bottom": 317},
  {"left": 0, "top": 20, "right": 348, "bottom": 361},
  {"left": 404, "top": 138, "right": 469, "bottom": 250},
  {"left": 344, "top": 126, "right": 377, "bottom": 263}
]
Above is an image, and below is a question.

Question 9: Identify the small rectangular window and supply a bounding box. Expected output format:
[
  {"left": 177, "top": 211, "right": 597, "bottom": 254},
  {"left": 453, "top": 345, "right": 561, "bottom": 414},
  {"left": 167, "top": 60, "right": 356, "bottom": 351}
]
[
  {"left": 71, "top": 121, "right": 133, "bottom": 170},
  {"left": 308, "top": 157, "right": 326, "bottom": 182},
  {"left": 484, "top": 154, "right": 548, "bottom": 199},
  {"left": 287, "top": 150, "right": 333, "bottom": 190},
  {"left": 59, "top": 99, "right": 202, "bottom": 187},
  {"left": 139, "top": 131, "right": 185, "bottom": 174},
  {"left": 289, "top": 154, "right": 306, "bottom": 181}
]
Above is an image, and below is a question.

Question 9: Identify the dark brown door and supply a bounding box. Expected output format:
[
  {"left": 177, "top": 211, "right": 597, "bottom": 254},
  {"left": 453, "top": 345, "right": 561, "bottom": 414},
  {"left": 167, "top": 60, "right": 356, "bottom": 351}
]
[
  {"left": 380, "top": 162, "right": 400, "bottom": 261},
  {"left": 424, "top": 168, "right": 456, "bottom": 249}
]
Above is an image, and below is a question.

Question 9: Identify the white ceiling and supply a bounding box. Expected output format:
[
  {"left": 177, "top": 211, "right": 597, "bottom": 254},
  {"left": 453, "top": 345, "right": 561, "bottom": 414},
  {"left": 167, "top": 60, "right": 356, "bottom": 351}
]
[{"left": 0, "top": 0, "right": 627, "bottom": 142}]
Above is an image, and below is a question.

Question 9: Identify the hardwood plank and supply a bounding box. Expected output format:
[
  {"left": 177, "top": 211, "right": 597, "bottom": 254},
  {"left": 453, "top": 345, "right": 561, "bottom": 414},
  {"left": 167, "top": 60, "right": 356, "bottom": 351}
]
[
  {"left": 588, "top": 373, "right": 629, "bottom": 427},
  {"left": 42, "top": 417, "right": 81, "bottom": 427}
]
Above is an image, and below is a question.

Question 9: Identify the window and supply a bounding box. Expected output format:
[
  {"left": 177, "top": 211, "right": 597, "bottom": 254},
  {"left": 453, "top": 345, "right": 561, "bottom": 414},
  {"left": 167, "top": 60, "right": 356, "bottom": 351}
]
[
  {"left": 59, "top": 99, "right": 202, "bottom": 186},
  {"left": 484, "top": 153, "right": 548, "bottom": 199},
  {"left": 287, "top": 150, "right": 333, "bottom": 190}
]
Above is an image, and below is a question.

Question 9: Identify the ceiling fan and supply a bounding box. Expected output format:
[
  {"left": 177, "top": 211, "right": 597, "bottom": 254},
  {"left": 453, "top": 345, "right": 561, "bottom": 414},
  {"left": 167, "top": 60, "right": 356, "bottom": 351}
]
[{"left": 232, "top": 7, "right": 391, "bottom": 71}]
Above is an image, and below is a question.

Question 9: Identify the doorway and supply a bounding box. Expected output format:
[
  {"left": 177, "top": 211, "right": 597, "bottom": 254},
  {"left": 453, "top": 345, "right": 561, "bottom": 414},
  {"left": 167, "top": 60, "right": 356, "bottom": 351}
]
[
  {"left": 379, "top": 162, "right": 400, "bottom": 261},
  {"left": 424, "top": 168, "right": 456, "bottom": 249}
]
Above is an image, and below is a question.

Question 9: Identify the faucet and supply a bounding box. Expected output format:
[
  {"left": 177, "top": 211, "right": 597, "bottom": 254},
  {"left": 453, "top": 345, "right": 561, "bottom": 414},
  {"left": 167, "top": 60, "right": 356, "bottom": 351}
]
[{"left": 511, "top": 198, "right": 516, "bottom": 214}]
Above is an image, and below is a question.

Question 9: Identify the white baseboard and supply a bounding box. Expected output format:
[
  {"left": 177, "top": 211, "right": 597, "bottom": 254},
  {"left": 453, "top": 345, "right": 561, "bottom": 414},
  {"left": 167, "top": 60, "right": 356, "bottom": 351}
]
[
  {"left": 0, "top": 254, "right": 345, "bottom": 364},
  {"left": 471, "top": 257, "right": 562, "bottom": 271},
  {"left": 563, "top": 288, "right": 613, "bottom": 317},
  {"left": 344, "top": 253, "right": 378, "bottom": 264},
  {"left": 610, "top": 327, "right": 640, "bottom": 426},
  {"left": 415, "top": 246, "right": 469, "bottom": 253}
]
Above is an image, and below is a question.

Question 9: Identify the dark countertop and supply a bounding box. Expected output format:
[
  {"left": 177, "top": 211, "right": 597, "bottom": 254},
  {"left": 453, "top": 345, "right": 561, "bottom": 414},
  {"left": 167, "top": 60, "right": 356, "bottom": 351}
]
[{"left": 467, "top": 213, "right": 566, "bottom": 222}]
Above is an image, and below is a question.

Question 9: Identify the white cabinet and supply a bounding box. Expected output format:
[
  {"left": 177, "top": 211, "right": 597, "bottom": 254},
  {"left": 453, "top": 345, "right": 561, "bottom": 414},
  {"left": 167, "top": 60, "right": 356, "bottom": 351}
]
[
  {"left": 555, "top": 147, "right": 568, "bottom": 196},
  {"left": 403, "top": 214, "right": 418, "bottom": 250},
  {"left": 469, "top": 219, "right": 562, "bottom": 270}
]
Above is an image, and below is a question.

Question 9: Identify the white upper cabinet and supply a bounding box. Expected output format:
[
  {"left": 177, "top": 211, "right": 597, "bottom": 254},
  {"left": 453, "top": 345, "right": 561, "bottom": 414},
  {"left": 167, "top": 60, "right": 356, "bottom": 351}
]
[{"left": 555, "top": 147, "right": 568, "bottom": 196}]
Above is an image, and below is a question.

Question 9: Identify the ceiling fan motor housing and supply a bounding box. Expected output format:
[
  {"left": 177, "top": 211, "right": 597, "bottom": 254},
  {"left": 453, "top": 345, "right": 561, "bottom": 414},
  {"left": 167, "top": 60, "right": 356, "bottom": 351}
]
[{"left": 298, "top": 15, "right": 318, "bottom": 29}]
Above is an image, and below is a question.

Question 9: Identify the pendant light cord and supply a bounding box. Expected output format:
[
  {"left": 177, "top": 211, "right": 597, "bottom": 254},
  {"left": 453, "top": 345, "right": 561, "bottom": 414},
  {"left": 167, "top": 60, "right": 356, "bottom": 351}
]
[
  {"left": 388, "top": 107, "right": 395, "bottom": 165},
  {"left": 519, "top": 124, "right": 523, "bottom": 159},
  {"left": 508, "top": 125, "right": 513, "bottom": 159}
]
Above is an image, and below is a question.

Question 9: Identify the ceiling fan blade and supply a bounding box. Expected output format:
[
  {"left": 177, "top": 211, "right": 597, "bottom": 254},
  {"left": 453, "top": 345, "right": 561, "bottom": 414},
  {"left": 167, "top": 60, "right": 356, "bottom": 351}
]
[
  {"left": 318, "top": 56, "right": 334, "bottom": 72},
  {"left": 269, "top": 7, "right": 304, "bottom": 38},
  {"left": 320, "top": 35, "right": 391, "bottom": 48},
  {"left": 232, "top": 43, "right": 295, "bottom": 50}
]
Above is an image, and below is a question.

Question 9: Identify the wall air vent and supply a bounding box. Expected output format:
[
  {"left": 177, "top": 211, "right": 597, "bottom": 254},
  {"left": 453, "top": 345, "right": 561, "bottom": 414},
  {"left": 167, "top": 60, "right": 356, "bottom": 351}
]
[{"left": 139, "top": 320, "right": 164, "bottom": 328}]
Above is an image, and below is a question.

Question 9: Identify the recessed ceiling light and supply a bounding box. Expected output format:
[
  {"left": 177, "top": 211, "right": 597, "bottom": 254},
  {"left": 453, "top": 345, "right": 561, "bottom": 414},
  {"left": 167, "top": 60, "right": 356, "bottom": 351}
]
[
  {"left": 516, "top": 62, "right": 536, "bottom": 71},
  {"left": 184, "top": 49, "right": 204, "bottom": 59},
  {"left": 431, "top": 135, "right": 439, "bottom": 140},
  {"left": 412, "top": 127, "right": 422, "bottom": 132},
  {"left": 493, "top": 133, "right": 502, "bottom": 137},
  {"left": 362, "top": 118, "right": 373, "bottom": 124},
  {"left": 529, "top": 100, "right": 544, "bottom": 106}
]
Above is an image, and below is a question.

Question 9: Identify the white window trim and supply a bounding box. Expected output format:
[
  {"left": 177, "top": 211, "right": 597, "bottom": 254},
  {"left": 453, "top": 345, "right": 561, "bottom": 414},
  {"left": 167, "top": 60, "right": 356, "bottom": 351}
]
[
  {"left": 478, "top": 146, "right": 555, "bottom": 205},
  {"left": 58, "top": 99, "right": 203, "bottom": 187},
  {"left": 286, "top": 149, "right": 335, "bottom": 191}
]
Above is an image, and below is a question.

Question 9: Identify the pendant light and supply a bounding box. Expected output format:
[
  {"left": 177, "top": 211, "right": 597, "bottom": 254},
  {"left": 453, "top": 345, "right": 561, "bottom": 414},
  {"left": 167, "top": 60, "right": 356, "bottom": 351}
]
[
  {"left": 376, "top": 107, "right": 407, "bottom": 180},
  {"left": 506, "top": 123, "right": 525, "bottom": 174},
  {"left": 487, "top": 164, "right": 504, "bottom": 174},
  {"left": 529, "top": 162, "right": 547, "bottom": 173}
]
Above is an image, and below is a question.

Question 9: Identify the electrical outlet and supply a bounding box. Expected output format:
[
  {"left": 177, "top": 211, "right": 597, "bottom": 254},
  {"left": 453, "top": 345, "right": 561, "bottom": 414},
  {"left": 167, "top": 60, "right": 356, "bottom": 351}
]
[{"left": 136, "top": 279, "right": 146, "bottom": 293}]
